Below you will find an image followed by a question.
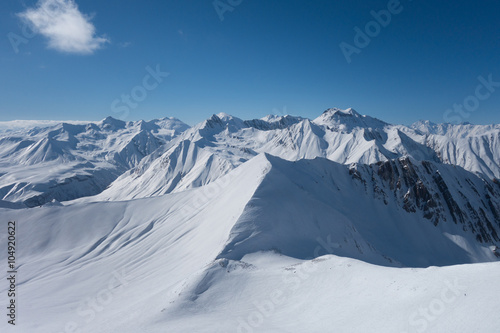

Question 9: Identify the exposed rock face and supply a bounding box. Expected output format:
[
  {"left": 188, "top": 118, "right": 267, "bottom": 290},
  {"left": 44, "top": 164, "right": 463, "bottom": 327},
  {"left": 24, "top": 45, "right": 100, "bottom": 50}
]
[{"left": 349, "top": 158, "right": 500, "bottom": 245}]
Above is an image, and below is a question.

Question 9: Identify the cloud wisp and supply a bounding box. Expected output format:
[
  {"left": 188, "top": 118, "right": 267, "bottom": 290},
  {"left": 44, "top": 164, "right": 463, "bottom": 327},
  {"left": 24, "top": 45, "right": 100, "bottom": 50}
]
[{"left": 18, "top": 0, "right": 108, "bottom": 55}]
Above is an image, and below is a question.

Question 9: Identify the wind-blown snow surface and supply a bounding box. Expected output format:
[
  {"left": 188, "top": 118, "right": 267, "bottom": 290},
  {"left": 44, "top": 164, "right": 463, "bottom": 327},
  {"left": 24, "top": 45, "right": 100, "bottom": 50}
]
[{"left": 1, "top": 154, "right": 500, "bottom": 332}]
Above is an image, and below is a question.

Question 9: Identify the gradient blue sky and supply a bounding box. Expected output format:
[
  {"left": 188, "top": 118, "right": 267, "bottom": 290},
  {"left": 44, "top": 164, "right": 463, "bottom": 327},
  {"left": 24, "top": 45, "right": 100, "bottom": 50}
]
[{"left": 1, "top": 0, "right": 499, "bottom": 125}]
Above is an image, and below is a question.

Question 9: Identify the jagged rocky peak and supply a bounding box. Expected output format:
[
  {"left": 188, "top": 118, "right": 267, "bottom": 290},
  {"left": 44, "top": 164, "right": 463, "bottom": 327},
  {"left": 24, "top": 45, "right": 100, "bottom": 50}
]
[
  {"left": 315, "top": 108, "right": 361, "bottom": 122},
  {"left": 85, "top": 122, "right": 100, "bottom": 132},
  {"left": 313, "top": 107, "right": 387, "bottom": 130},
  {"left": 245, "top": 114, "right": 304, "bottom": 131},
  {"left": 215, "top": 112, "right": 234, "bottom": 121},
  {"left": 261, "top": 114, "right": 283, "bottom": 122},
  {"left": 324, "top": 107, "right": 360, "bottom": 116},
  {"left": 260, "top": 114, "right": 303, "bottom": 122},
  {"left": 200, "top": 113, "right": 246, "bottom": 132},
  {"left": 411, "top": 119, "right": 439, "bottom": 133},
  {"left": 134, "top": 119, "right": 164, "bottom": 133},
  {"left": 99, "top": 116, "right": 127, "bottom": 130},
  {"left": 314, "top": 107, "right": 356, "bottom": 124},
  {"left": 151, "top": 117, "right": 190, "bottom": 134},
  {"left": 202, "top": 114, "right": 226, "bottom": 128}
]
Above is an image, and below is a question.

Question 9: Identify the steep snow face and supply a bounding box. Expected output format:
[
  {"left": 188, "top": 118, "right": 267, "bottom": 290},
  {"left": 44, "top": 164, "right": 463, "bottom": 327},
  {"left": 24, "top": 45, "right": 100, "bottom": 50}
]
[
  {"left": 425, "top": 133, "right": 500, "bottom": 180},
  {"left": 406, "top": 121, "right": 500, "bottom": 179},
  {"left": 89, "top": 139, "right": 239, "bottom": 201},
  {"left": 0, "top": 156, "right": 268, "bottom": 332},
  {"left": 1, "top": 153, "right": 499, "bottom": 332},
  {"left": 0, "top": 117, "right": 189, "bottom": 206},
  {"left": 216, "top": 154, "right": 500, "bottom": 267},
  {"left": 87, "top": 153, "right": 500, "bottom": 267}
]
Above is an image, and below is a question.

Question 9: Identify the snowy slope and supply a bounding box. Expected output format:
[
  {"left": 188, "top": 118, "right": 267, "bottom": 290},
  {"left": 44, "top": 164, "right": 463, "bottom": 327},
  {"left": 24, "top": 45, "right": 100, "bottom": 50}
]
[
  {"left": 1, "top": 153, "right": 499, "bottom": 332},
  {"left": 409, "top": 121, "right": 500, "bottom": 179},
  {"left": 0, "top": 117, "right": 189, "bottom": 206},
  {"left": 0, "top": 156, "right": 265, "bottom": 332},
  {"left": 163, "top": 253, "right": 500, "bottom": 333}
]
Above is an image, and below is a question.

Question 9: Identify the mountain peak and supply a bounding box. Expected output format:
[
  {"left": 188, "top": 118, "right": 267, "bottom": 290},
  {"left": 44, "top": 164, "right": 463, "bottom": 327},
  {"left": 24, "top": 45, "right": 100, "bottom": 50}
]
[
  {"left": 216, "top": 112, "right": 234, "bottom": 121},
  {"left": 99, "top": 116, "right": 126, "bottom": 130},
  {"left": 313, "top": 107, "right": 385, "bottom": 130},
  {"left": 261, "top": 114, "right": 282, "bottom": 122},
  {"left": 322, "top": 107, "right": 360, "bottom": 117}
]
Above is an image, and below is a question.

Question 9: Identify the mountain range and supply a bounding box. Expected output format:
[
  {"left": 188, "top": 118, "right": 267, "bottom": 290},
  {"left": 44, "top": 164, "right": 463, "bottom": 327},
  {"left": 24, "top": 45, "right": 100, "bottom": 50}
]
[
  {"left": 2, "top": 108, "right": 499, "bottom": 206},
  {"left": 1, "top": 108, "right": 499, "bottom": 332}
]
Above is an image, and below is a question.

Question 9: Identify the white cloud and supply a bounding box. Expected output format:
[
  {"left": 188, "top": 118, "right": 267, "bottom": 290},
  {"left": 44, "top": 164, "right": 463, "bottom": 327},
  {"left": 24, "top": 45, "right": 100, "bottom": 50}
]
[{"left": 18, "top": 0, "right": 108, "bottom": 54}]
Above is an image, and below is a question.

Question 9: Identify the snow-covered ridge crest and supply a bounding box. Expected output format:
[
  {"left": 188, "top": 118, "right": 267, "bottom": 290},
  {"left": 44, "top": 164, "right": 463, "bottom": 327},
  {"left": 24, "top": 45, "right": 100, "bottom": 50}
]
[
  {"left": 313, "top": 107, "right": 388, "bottom": 131},
  {"left": 215, "top": 153, "right": 500, "bottom": 266}
]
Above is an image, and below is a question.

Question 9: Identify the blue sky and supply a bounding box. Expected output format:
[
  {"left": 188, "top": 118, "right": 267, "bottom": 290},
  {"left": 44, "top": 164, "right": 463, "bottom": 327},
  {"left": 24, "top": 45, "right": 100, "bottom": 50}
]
[{"left": 1, "top": 0, "right": 499, "bottom": 125}]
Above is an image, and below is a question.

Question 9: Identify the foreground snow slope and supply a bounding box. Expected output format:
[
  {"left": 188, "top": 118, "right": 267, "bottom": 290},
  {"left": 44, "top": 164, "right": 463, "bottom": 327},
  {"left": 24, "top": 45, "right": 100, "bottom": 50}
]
[
  {"left": 162, "top": 253, "right": 500, "bottom": 333},
  {"left": 0, "top": 155, "right": 263, "bottom": 332},
  {"left": 1, "top": 154, "right": 499, "bottom": 332}
]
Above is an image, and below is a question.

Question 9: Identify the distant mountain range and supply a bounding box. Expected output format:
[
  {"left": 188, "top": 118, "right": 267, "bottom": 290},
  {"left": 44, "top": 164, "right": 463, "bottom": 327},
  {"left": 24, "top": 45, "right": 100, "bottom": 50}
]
[
  {"left": 2, "top": 108, "right": 498, "bottom": 206},
  {"left": 0, "top": 116, "right": 188, "bottom": 206}
]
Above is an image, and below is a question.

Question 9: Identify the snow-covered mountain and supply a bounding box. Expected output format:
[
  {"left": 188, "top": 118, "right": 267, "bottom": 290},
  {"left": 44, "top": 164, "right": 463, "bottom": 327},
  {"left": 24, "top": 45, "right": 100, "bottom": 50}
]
[
  {"left": 409, "top": 120, "right": 500, "bottom": 179},
  {"left": 91, "top": 108, "right": 499, "bottom": 201},
  {"left": 1, "top": 152, "right": 500, "bottom": 332},
  {"left": 3, "top": 108, "right": 499, "bottom": 205},
  {"left": 0, "top": 116, "right": 189, "bottom": 206},
  {"left": 216, "top": 154, "right": 500, "bottom": 266},
  {"left": 1, "top": 108, "right": 500, "bottom": 332}
]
